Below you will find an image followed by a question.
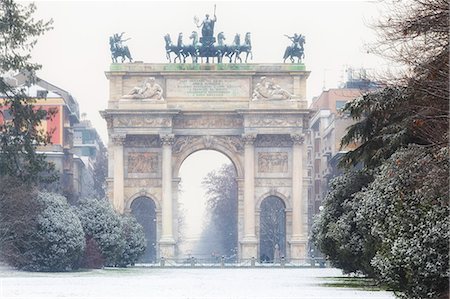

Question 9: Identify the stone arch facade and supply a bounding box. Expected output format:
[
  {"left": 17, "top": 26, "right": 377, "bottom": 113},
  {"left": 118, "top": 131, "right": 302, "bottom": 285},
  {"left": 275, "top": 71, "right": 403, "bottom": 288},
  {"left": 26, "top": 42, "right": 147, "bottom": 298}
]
[{"left": 102, "top": 63, "right": 310, "bottom": 261}]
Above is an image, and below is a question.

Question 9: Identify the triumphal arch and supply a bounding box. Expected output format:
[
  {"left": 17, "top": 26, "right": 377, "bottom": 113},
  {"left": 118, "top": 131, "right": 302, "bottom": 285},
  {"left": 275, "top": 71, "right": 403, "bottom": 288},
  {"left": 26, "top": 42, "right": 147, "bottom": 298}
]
[{"left": 102, "top": 62, "right": 310, "bottom": 262}]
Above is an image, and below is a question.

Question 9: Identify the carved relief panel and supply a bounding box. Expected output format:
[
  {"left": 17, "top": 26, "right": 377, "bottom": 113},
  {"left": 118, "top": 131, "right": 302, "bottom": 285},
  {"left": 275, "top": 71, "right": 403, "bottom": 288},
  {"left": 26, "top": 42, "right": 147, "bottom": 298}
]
[
  {"left": 127, "top": 152, "right": 159, "bottom": 174},
  {"left": 125, "top": 148, "right": 161, "bottom": 178},
  {"left": 258, "top": 152, "right": 289, "bottom": 173}
]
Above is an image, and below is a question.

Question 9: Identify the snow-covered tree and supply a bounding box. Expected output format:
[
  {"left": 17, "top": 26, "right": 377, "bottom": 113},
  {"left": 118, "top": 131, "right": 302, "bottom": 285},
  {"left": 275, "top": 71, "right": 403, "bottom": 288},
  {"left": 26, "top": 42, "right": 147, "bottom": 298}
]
[
  {"left": 259, "top": 196, "right": 286, "bottom": 262},
  {"left": 0, "top": 0, "right": 56, "bottom": 184},
  {"left": 201, "top": 163, "right": 238, "bottom": 258},
  {"left": 356, "top": 146, "right": 449, "bottom": 299},
  {"left": 312, "top": 170, "right": 377, "bottom": 275}
]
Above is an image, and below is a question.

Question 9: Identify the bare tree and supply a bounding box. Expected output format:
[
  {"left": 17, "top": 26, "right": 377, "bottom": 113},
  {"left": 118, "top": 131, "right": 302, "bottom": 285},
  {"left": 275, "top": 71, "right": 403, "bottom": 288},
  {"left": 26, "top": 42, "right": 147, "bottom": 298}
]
[{"left": 260, "top": 196, "right": 286, "bottom": 262}]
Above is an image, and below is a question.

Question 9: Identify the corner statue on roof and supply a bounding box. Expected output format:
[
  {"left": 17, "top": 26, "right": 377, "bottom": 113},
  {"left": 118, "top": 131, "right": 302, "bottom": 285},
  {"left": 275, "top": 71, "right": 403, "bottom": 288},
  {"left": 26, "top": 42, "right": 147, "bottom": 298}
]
[
  {"left": 283, "top": 33, "right": 305, "bottom": 63},
  {"left": 109, "top": 32, "right": 133, "bottom": 63}
]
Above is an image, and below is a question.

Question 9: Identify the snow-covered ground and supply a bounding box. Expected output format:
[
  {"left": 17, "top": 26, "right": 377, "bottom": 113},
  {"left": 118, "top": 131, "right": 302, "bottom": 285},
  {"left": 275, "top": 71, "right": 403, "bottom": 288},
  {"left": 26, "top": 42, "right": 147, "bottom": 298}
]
[{"left": 0, "top": 266, "right": 395, "bottom": 299}]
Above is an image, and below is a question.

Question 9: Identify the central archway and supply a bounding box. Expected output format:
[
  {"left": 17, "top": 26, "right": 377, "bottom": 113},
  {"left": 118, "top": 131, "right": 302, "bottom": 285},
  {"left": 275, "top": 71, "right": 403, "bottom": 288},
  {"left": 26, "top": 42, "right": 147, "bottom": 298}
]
[{"left": 176, "top": 149, "right": 239, "bottom": 262}]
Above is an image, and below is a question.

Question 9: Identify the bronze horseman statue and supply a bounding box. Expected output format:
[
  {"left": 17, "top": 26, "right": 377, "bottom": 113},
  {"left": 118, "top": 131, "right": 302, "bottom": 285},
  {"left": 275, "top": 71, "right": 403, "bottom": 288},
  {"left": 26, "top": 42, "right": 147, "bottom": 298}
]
[
  {"left": 110, "top": 32, "right": 133, "bottom": 63},
  {"left": 283, "top": 33, "right": 305, "bottom": 63}
]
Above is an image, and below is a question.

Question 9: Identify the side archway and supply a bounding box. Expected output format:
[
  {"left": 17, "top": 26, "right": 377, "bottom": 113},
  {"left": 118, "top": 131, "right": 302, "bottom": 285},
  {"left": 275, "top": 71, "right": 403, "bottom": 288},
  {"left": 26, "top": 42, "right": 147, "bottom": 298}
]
[
  {"left": 259, "top": 196, "right": 286, "bottom": 263},
  {"left": 130, "top": 196, "right": 157, "bottom": 263}
]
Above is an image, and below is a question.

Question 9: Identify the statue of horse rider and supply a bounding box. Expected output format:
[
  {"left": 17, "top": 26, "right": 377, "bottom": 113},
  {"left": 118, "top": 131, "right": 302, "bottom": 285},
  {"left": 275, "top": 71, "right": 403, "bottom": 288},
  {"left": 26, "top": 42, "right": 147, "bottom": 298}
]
[
  {"left": 283, "top": 33, "right": 305, "bottom": 63},
  {"left": 285, "top": 33, "right": 303, "bottom": 51},
  {"left": 110, "top": 32, "right": 132, "bottom": 63}
]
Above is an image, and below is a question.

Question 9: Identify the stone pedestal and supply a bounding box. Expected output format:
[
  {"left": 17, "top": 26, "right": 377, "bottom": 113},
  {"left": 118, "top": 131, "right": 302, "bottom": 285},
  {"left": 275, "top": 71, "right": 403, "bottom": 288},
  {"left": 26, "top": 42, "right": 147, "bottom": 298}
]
[
  {"left": 240, "top": 239, "right": 258, "bottom": 260},
  {"left": 159, "top": 240, "right": 176, "bottom": 260},
  {"left": 289, "top": 240, "right": 307, "bottom": 261}
]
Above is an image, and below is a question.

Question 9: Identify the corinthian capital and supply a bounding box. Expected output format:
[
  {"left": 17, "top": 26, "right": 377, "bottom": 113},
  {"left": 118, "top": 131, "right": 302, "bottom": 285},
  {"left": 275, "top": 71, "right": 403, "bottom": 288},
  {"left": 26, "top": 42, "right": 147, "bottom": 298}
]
[
  {"left": 291, "top": 133, "right": 305, "bottom": 145},
  {"left": 112, "top": 135, "right": 126, "bottom": 145},
  {"left": 241, "top": 133, "right": 257, "bottom": 145},
  {"left": 160, "top": 134, "right": 175, "bottom": 146}
]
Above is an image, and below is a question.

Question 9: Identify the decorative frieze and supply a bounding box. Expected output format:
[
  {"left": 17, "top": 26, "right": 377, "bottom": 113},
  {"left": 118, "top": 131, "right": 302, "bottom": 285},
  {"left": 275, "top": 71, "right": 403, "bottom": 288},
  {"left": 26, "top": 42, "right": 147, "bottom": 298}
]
[
  {"left": 258, "top": 152, "right": 289, "bottom": 173},
  {"left": 124, "top": 178, "right": 161, "bottom": 188},
  {"left": 248, "top": 116, "right": 303, "bottom": 127},
  {"left": 127, "top": 152, "right": 159, "bottom": 174},
  {"left": 114, "top": 116, "right": 171, "bottom": 128},
  {"left": 126, "top": 135, "right": 160, "bottom": 147},
  {"left": 255, "top": 178, "right": 292, "bottom": 187},
  {"left": 255, "top": 134, "right": 293, "bottom": 147},
  {"left": 173, "top": 115, "right": 243, "bottom": 129}
]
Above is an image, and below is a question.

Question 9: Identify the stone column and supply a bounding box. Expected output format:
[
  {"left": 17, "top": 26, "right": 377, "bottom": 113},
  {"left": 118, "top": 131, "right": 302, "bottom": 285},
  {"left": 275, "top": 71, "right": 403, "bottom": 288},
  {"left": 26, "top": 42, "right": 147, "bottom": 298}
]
[
  {"left": 112, "top": 135, "right": 126, "bottom": 214},
  {"left": 159, "top": 134, "right": 176, "bottom": 259},
  {"left": 241, "top": 133, "right": 258, "bottom": 260},
  {"left": 290, "top": 133, "right": 307, "bottom": 261}
]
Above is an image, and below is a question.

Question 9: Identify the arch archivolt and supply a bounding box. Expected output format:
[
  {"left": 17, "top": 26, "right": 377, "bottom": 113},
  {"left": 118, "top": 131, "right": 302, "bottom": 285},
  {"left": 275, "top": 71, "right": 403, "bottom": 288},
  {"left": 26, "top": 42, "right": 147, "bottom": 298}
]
[
  {"left": 172, "top": 135, "right": 244, "bottom": 178},
  {"left": 125, "top": 190, "right": 161, "bottom": 213},
  {"left": 256, "top": 190, "right": 290, "bottom": 211}
]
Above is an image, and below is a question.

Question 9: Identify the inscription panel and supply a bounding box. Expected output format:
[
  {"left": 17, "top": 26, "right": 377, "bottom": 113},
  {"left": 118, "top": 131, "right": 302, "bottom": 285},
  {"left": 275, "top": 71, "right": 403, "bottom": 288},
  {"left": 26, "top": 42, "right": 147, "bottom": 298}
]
[{"left": 166, "top": 78, "right": 250, "bottom": 98}]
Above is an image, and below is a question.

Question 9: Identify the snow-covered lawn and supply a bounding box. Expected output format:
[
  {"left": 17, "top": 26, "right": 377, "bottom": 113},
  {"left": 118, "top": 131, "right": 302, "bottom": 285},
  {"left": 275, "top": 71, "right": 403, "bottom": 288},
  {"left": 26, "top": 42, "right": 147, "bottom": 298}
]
[{"left": 0, "top": 266, "right": 395, "bottom": 299}]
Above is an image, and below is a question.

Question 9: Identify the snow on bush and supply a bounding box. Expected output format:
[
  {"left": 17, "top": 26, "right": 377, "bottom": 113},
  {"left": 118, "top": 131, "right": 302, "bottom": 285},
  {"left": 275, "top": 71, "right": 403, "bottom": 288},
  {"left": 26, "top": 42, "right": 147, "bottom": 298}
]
[
  {"left": 75, "top": 198, "right": 124, "bottom": 266},
  {"left": 115, "top": 215, "right": 146, "bottom": 267},
  {"left": 76, "top": 198, "right": 146, "bottom": 267},
  {"left": 20, "top": 192, "right": 85, "bottom": 271}
]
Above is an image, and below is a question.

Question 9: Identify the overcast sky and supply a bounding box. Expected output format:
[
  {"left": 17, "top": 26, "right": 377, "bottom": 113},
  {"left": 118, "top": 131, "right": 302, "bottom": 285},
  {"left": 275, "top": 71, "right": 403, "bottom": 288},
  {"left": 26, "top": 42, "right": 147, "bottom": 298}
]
[
  {"left": 27, "top": 1, "right": 388, "bottom": 245},
  {"left": 29, "top": 0, "right": 388, "bottom": 143}
]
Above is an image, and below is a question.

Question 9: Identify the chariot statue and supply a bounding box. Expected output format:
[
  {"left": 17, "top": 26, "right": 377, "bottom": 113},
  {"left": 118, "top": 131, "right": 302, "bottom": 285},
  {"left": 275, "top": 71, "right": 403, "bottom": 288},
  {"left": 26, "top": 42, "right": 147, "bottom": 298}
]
[{"left": 164, "top": 5, "right": 252, "bottom": 64}]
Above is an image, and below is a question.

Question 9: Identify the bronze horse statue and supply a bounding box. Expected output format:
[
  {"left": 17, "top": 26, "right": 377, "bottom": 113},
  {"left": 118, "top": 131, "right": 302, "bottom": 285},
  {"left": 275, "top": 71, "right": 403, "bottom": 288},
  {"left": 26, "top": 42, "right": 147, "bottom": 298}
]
[
  {"left": 164, "top": 33, "right": 186, "bottom": 63},
  {"left": 283, "top": 35, "right": 305, "bottom": 63},
  {"left": 109, "top": 36, "right": 132, "bottom": 63},
  {"left": 222, "top": 32, "right": 252, "bottom": 63}
]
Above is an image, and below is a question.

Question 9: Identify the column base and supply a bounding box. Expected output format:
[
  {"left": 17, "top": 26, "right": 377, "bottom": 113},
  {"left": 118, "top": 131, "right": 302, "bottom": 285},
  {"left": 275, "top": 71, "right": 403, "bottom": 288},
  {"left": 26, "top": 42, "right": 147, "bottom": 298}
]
[
  {"left": 289, "top": 238, "right": 307, "bottom": 262},
  {"left": 159, "top": 238, "right": 176, "bottom": 260},
  {"left": 240, "top": 237, "right": 258, "bottom": 260}
]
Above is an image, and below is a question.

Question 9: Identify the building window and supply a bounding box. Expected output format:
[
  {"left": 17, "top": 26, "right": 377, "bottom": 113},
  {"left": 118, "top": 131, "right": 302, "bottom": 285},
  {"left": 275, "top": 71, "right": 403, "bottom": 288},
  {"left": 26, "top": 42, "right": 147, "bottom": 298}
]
[{"left": 336, "top": 100, "right": 347, "bottom": 110}]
